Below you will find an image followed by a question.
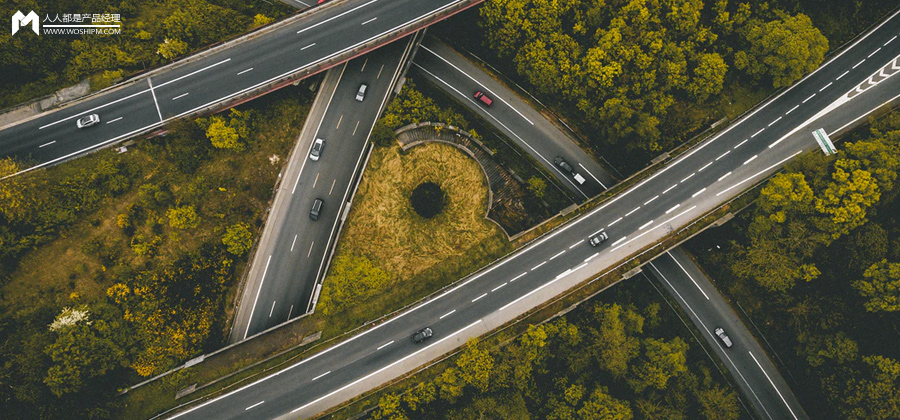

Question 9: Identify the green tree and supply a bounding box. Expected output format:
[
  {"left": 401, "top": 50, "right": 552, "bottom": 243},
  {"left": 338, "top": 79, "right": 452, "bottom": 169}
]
[
  {"left": 206, "top": 117, "right": 242, "bottom": 150},
  {"left": 696, "top": 386, "right": 740, "bottom": 420},
  {"left": 836, "top": 355, "right": 900, "bottom": 420},
  {"left": 797, "top": 332, "right": 859, "bottom": 367},
  {"left": 456, "top": 339, "right": 494, "bottom": 391},
  {"left": 758, "top": 172, "right": 815, "bottom": 223},
  {"left": 527, "top": 176, "right": 547, "bottom": 198},
  {"left": 403, "top": 381, "right": 436, "bottom": 412},
  {"left": 815, "top": 159, "right": 880, "bottom": 238},
  {"left": 630, "top": 337, "right": 689, "bottom": 392},
  {"left": 317, "top": 255, "right": 390, "bottom": 315},
  {"left": 576, "top": 386, "right": 633, "bottom": 420},
  {"left": 372, "top": 393, "right": 407, "bottom": 420},
  {"left": 157, "top": 38, "right": 188, "bottom": 59},
  {"left": 167, "top": 205, "right": 200, "bottom": 229},
  {"left": 735, "top": 13, "right": 828, "bottom": 88},
  {"left": 252, "top": 14, "right": 274, "bottom": 27},
  {"left": 222, "top": 222, "right": 253, "bottom": 255},
  {"left": 43, "top": 309, "right": 127, "bottom": 397},
  {"left": 687, "top": 53, "right": 728, "bottom": 102},
  {"left": 371, "top": 120, "right": 396, "bottom": 147},
  {"left": 591, "top": 303, "right": 642, "bottom": 377},
  {"left": 436, "top": 367, "right": 465, "bottom": 402},
  {"left": 853, "top": 260, "right": 900, "bottom": 312}
]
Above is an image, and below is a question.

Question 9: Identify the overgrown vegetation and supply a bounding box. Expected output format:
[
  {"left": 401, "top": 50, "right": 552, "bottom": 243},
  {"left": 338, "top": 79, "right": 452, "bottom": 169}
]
[
  {"left": 0, "top": 0, "right": 291, "bottom": 109},
  {"left": 0, "top": 84, "right": 314, "bottom": 419},
  {"left": 366, "top": 277, "right": 746, "bottom": 420},
  {"left": 689, "top": 109, "right": 900, "bottom": 419}
]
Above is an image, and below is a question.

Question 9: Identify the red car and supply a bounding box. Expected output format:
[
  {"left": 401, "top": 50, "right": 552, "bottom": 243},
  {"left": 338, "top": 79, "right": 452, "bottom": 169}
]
[{"left": 474, "top": 91, "right": 493, "bottom": 107}]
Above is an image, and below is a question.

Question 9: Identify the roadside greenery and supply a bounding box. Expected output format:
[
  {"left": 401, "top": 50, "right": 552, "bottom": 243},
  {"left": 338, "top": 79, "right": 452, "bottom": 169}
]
[
  {"left": 689, "top": 110, "right": 900, "bottom": 419},
  {"left": 0, "top": 0, "right": 291, "bottom": 109},
  {"left": 0, "top": 85, "right": 314, "bottom": 419},
  {"left": 367, "top": 278, "right": 745, "bottom": 420}
]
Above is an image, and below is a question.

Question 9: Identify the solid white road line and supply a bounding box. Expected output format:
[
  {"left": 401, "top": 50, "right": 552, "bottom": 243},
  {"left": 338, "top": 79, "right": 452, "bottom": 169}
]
[
  {"left": 243, "top": 255, "right": 272, "bottom": 339},
  {"left": 301, "top": 43, "right": 316, "bottom": 50},
  {"left": 39, "top": 141, "right": 56, "bottom": 148},
  {"left": 361, "top": 17, "right": 377, "bottom": 25},
  {"left": 472, "top": 293, "right": 487, "bottom": 302},
  {"left": 716, "top": 150, "right": 730, "bottom": 160},
  {"left": 717, "top": 171, "right": 732, "bottom": 182},
  {"left": 531, "top": 261, "right": 547, "bottom": 271},
  {"left": 439, "top": 309, "right": 456, "bottom": 319},
  {"left": 237, "top": 68, "right": 254, "bottom": 75},
  {"left": 744, "top": 155, "right": 758, "bottom": 165},
  {"left": 245, "top": 401, "right": 264, "bottom": 411},
  {"left": 665, "top": 204, "right": 680, "bottom": 214},
  {"left": 290, "top": 321, "right": 483, "bottom": 414},
  {"left": 733, "top": 139, "right": 749, "bottom": 149},
  {"left": 492, "top": 282, "right": 507, "bottom": 292},
  {"left": 803, "top": 93, "right": 816, "bottom": 103},
  {"left": 667, "top": 252, "right": 710, "bottom": 300},
  {"left": 819, "top": 82, "right": 833, "bottom": 92},
  {"left": 608, "top": 217, "right": 623, "bottom": 227},
  {"left": 785, "top": 105, "right": 800, "bottom": 115},
  {"left": 691, "top": 188, "right": 706, "bottom": 198},
  {"left": 106, "top": 117, "right": 123, "bottom": 124},
  {"left": 749, "top": 352, "right": 801, "bottom": 420},
  {"left": 644, "top": 195, "right": 659, "bottom": 205},
  {"left": 376, "top": 341, "right": 394, "bottom": 351},
  {"left": 624, "top": 207, "right": 640, "bottom": 217},
  {"left": 172, "top": 92, "right": 189, "bottom": 100},
  {"left": 717, "top": 151, "right": 803, "bottom": 196},
  {"left": 312, "top": 371, "right": 332, "bottom": 381},
  {"left": 549, "top": 250, "right": 565, "bottom": 260},
  {"left": 579, "top": 163, "right": 607, "bottom": 189}
]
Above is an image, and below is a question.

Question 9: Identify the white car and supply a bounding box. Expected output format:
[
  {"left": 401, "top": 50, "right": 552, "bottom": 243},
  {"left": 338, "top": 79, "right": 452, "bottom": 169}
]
[
  {"left": 76, "top": 114, "right": 100, "bottom": 128},
  {"left": 309, "top": 138, "right": 325, "bottom": 161},
  {"left": 589, "top": 232, "right": 608, "bottom": 246},
  {"left": 715, "top": 327, "right": 733, "bottom": 348},
  {"left": 355, "top": 83, "right": 367, "bottom": 102}
]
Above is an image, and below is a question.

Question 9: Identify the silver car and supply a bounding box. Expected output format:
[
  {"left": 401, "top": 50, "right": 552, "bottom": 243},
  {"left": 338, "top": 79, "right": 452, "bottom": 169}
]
[
  {"left": 355, "top": 83, "right": 367, "bottom": 102},
  {"left": 76, "top": 114, "right": 100, "bottom": 128},
  {"left": 715, "top": 327, "right": 733, "bottom": 348},
  {"left": 589, "top": 231, "right": 608, "bottom": 246},
  {"left": 309, "top": 138, "right": 325, "bottom": 161}
]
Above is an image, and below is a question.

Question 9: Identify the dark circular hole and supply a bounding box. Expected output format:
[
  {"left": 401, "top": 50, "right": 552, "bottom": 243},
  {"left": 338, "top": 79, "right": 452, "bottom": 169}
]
[{"left": 410, "top": 182, "right": 445, "bottom": 219}]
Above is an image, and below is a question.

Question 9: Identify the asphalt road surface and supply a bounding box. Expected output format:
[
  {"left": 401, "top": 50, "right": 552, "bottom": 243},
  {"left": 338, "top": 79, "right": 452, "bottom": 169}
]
[
  {"left": 645, "top": 248, "right": 808, "bottom": 420},
  {"left": 0, "top": 0, "right": 476, "bottom": 175},
  {"left": 412, "top": 38, "right": 614, "bottom": 199},
  {"left": 230, "top": 36, "right": 418, "bottom": 342},
  {"left": 167, "top": 10, "right": 900, "bottom": 420}
]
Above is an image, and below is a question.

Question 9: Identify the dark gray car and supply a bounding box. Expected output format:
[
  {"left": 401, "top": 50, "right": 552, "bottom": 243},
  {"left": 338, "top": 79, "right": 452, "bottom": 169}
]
[
  {"left": 310, "top": 198, "right": 324, "bottom": 221},
  {"left": 411, "top": 327, "right": 433, "bottom": 344}
]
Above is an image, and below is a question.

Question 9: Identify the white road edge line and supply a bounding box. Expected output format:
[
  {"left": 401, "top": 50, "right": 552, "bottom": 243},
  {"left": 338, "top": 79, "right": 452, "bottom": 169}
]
[
  {"left": 579, "top": 163, "right": 607, "bottom": 189},
  {"left": 749, "top": 351, "right": 801, "bottom": 420},
  {"left": 242, "top": 255, "right": 272, "bottom": 339},
  {"left": 667, "top": 252, "right": 710, "bottom": 300}
]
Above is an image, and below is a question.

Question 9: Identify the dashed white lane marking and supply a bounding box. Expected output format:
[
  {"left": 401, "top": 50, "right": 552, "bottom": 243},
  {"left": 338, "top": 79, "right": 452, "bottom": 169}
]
[
  {"left": 376, "top": 341, "right": 394, "bottom": 351},
  {"left": 717, "top": 150, "right": 803, "bottom": 197},
  {"left": 681, "top": 173, "right": 695, "bottom": 183},
  {"left": 608, "top": 217, "right": 623, "bottom": 227},
  {"left": 579, "top": 163, "right": 607, "bottom": 189},
  {"left": 301, "top": 43, "right": 316, "bottom": 50},
  {"left": 361, "top": 17, "right": 377, "bottom": 25},
  {"left": 291, "top": 235, "right": 298, "bottom": 252},
  {"left": 492, "top": 282, "right": 508, "bottom": 292},
  {"left": 106, "top": 117, "right": 123, "bottom": 124},
  {"left": 750, "top": 128, "right": 765, "bottom": 138},
  {"left": 734, "top": 139, "right": 749, "bottom": 149},
  {"left": 785, "top": 105, "right": 800, "bottom": 115},
  {"left": 663, "top": 184, "right": 678, "bottom": 194},
  {"left": 39, "top": 141, "right": 56, "bottom": 148},
  {"left": 584, "top": 253, "right": 598, "bottom": 263},
  {"left": 868, "top": 47, "right": 882, "bottom": 58},
  {"left": 639, "top": 220, "right": 654, "bottom": 230},
  {"left": 716, "top": 150, "right": 730, "bottom": 161},
  {"left": 611, "top": 237, "right": 626, "bottom": 247},
  {"left": 549, "top": 250, "right": 565, "bottom": 260},
  {"left": 611, "top": 206, "right": 696, "bottom": 253},
  {"left": 699, "top": 162, "right": 713, "bottom": 172},
  {"left": 624, "top": 207, "right": 640, "bottom": 217},
  {"left": 172, "top": 93, "right": 189, "bottom": 100},
  {"left": 336, "top": 114, "right": 343, "bottom": 129},
  {"left": 329, "top": 179, "right": 336, "bottom": 195},
  {"left": 853, "top": 59, "right": 866, "bottom": 69},
  {"left": 569, "top": 242, "right": 582, "bottom": 249},
  {"left": 819, "top": 82, "right": 833, "bottom": 92},
  {"left": 718, "top": 171, "right": 732, "bottom": 181},
  {"left": 287, "top": 305, "right": 293, "bottom": 320},
  {"left": 472, "top": 293, "right": 488, "bottom": 302},
  {"left": 748, "top": 351, "right": 801, "bottom": 420},
  {"left": 511, "top": 272, "right": 527, "bottom": 282},
  {"left": 245, "top": 401, "right": 265, "bottom": 411},
  {"left": 311, "top": 371, "right": 331, "bottom": 381},
  {"left": 665, "top": 204, "right": 680, "bottom": 214},
  {"left": 768, "top": 116, "right": 782, "bottom": 126},
  {"left": 644, "top": 195, "right": 659, "bottom": 205},
  {"left": 297, "top": 0, "right": 379, "bottom": 35},
  {"left": 803, "top": 93, "right": 816, "bottom": 103},
  {"left": 237, "top": 68, "right": 254, "bottom": 75},
  {"left": 360, "top": 57, "right": 368, "bottom": 72},
  {"left": 269, "top": 301, "right": 276, "bottom": 317},
  {"left": 886, "top": 35, "right": 898, "bottom": 46},
  {"left": 307, "top": 241, "right": 314, "bottom": 258},
  {"left": 691, "top": 188, "right": 706, "bottom": 198},
  {"left": 352, "top": 120, "right": 360, "bottom": 135},
  {"left": 744, "top": 155, "right": 758, "bottom": 165},
  {"left": 836, "top": 70, "right": 849, "bottom": 80},
  {"left": 531, "top": 261, "right": 547, "bottom": 271},
  {"left": 313, "top": 172, "right": 320, "bottom": 189},
  {"left": 439, "top": 309, "right": 456, "bottom": 319}
]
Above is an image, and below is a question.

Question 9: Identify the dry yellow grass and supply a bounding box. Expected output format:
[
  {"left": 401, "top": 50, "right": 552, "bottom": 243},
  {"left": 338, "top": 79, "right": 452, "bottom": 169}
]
[{"left": 336, "top": 142, "right": 500, "bottom": 282}]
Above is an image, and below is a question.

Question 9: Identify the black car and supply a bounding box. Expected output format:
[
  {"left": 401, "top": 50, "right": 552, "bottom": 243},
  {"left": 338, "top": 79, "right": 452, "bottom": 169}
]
[
  {"left": 310, "top": 198, "right": 324, "bottom": 221},
  {"left": 554, "top": 156, "right": 574, "bottom": 173},
  {"left": 411, "top": 327, "right": 433, "bottom": 344}
]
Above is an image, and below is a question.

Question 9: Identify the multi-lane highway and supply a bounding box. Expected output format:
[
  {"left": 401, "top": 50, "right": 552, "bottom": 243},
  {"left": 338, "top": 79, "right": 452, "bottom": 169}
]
[
  {"left": 167, "top": 9, "right": 900, "bottom": 420},
  {"left": 645, "top": 248, "right": 808, "bottom": 420},
  {"left": 411, "top": 38, "right": 614, "bottom": 198},
  {"left": 230, "top": 36, "right": 419, "bottom": 342},
  {"left": 0, "top": 0, "right": 480, "bottom": 176}
]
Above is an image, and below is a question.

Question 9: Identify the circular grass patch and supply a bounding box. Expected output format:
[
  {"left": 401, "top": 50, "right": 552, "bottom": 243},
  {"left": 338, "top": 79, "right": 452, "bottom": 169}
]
[{"left": 410, "top": 182, "right": 445, "bottom": 218}]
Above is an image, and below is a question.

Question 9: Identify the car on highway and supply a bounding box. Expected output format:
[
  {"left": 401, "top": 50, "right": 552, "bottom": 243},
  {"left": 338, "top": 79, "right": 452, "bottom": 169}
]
[
  {"left": 411, "top": 327, "right": 433, "bottom": 344},
  {"left": 554, "top": 156, "right": 574, "bottom": 172},
  {"left": 76, "top": 114, "right": 100, "bottom": 128},
  {"left": 715, "top": 327, "right": 733, "bottom": 348},
  {"left": 356, "top": 83, "right": 368, "bottom": 102},
  {"left": 310, "top": 198, "right": 324, "bottom": 221},
  {"left": 589, "top": 232, "right": 608, "bottom": 246},
  {"left": 474, "top": 91, "right": 493, "bottom": 106},
  {"left": 309, "top": 138, "right": 325, "bottom": 161}
]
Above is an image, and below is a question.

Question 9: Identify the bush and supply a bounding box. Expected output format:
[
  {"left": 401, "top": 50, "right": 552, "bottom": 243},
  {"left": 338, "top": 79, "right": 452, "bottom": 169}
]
[{"left": 410, "top": 182, "right": 445, "bottom": 218}]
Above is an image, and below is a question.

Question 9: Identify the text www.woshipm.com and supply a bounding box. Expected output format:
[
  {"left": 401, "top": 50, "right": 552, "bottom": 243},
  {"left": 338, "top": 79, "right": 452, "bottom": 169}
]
[{"left": 43, "top": 28, "right": 121, "bottom": 35}]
